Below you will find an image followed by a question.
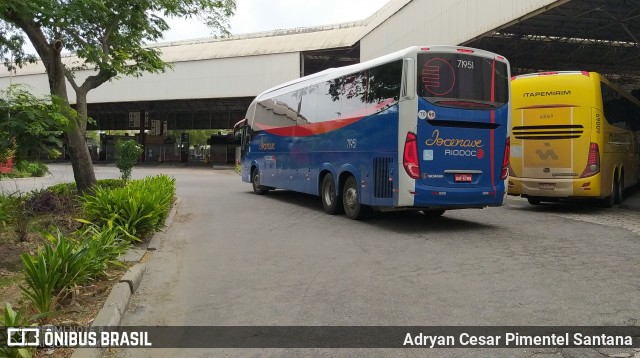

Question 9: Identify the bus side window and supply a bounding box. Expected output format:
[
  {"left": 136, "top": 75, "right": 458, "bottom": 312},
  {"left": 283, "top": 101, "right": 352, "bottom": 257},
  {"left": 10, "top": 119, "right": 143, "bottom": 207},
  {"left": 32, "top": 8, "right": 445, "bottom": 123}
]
[
  {"left": 241, "top": 126, "right": 250, "bottom": 150},
  {"left": 298, "top": 85, "right": 318, "bottom": 124}
]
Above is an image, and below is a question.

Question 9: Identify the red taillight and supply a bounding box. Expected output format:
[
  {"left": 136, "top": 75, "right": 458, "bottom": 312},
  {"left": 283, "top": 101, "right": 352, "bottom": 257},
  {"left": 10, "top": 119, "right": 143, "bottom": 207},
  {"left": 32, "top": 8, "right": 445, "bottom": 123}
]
[
  {"left": 580, "top": 142, "right": 600, "bottom": 178},
  {"left": 457, "top": 48, "right": 474, "bottom": 53},
  {"left": 403, "top": 132, "right": 420, "bottom": 179},
  {"left": 538, "top": 71, "right": 558, "bottom": 76},
  {"left": 581, "top": 71, "right": 590, "bottom": 77},
  {"left": 500, "top": 137, "right": 510, "bottom": 180},
  {"left": 421, "top": 47, "right": 430, "bottom": 51}
]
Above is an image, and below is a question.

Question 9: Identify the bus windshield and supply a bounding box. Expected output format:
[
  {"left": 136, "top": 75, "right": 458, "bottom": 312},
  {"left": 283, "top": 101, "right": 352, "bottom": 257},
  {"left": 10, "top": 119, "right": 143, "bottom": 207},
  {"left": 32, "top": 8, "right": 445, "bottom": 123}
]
[{"left": 417, "top": 53, "right": 509, "bottom": 109}]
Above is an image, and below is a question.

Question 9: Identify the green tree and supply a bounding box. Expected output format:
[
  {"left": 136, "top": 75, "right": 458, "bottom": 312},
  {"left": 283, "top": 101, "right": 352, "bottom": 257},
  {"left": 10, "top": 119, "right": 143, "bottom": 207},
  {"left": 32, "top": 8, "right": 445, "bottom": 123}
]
[
  {"left": 0, "top": 0, "right": 235, "bottom": 193},
  {"left": 114, "top": 139, "right": 143, "bottom": 181},
  {"left": 0, "top": 84, "right": 69, "bottom": 162}
]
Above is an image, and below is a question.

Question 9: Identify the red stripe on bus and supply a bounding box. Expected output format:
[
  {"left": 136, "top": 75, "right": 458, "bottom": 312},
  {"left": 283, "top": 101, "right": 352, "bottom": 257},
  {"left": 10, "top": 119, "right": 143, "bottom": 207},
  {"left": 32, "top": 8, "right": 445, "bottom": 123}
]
[
  {"left": 255, "top": 98, "right": 396, "bottom": 137},
  {"left": 256, "top": 116, "right": 363, "bottom": 137}
]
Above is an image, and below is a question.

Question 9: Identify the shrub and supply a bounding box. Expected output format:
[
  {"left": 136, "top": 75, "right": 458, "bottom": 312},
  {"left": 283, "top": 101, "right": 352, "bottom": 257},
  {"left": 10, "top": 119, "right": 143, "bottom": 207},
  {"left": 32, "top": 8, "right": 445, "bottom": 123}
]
[
  {"left": 11, "top": 161, "right": 49, "bottom": 178},
  {"left": 95, "top": 178, "right": 126, "bottom": 191},
  {"left": 20, "top": 231, "right": 93, "bottom": 314},
  {"left": 1, "top": 302, "right": 36, "bottom": 358},
  {"left": 47, "top": 182, "right": 77, "bottom": 196},
  {"left": 48, "top": 178, "right": 126, "bottom": 196},
  {"left": 0, "top": 194, "right": 15, "bottom": 227},
  {"left": 114, "top": 139, "right": 143, "bottom": 181},
  {"left": 75, "top": 221, "right": 130, "bottom": 277},
  {"left": 0, "top": 194, "right": 31, "bottom": 242},
  {"left": 82, "top": 174, "right": 175, "bottom": 240},
  {"left": 20, "top": 223, "right": 132, "bottom": 315}
]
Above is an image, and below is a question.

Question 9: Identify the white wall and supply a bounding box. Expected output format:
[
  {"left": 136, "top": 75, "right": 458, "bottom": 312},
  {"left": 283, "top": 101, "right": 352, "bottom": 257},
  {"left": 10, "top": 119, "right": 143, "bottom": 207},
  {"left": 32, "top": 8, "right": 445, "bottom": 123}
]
[
  {"left": 0, "top": 52, "right": 300, "bottom": 103},
  {"left": 360, "top": 0, "right": 563, "bottom": 60}
]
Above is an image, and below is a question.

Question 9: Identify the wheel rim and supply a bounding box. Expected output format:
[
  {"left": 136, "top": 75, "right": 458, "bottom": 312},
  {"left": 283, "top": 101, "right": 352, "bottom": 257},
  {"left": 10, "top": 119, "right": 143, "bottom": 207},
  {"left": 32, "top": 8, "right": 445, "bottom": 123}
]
[
  {"left": 323, "top": 182, "right": 334, "bottom": 206},
  {"left": 252, "top": 171, "right": 259, "bottom": 190},
  {"left": 344, "top": 186, "right": 358, "bottom": 210}
]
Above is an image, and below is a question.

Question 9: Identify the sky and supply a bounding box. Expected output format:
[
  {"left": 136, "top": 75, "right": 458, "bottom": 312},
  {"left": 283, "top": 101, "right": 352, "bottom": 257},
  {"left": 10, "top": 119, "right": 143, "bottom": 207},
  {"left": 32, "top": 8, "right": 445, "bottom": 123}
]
[{"left": 161, "top": 0, "right": 390, "bottom": 42}]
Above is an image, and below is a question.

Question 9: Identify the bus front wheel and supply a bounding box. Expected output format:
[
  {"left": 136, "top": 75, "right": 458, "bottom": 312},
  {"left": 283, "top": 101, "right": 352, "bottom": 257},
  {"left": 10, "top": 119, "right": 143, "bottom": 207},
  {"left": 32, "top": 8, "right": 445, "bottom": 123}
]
[
  {"left": 251, "top": 168, "right": 268, "bottom": 195},
  {"left": 321, "top": 174, "right": 343, "bottom": 215},
  {"left": 343, "top": 176, "right": 370, "bottom": 220}
]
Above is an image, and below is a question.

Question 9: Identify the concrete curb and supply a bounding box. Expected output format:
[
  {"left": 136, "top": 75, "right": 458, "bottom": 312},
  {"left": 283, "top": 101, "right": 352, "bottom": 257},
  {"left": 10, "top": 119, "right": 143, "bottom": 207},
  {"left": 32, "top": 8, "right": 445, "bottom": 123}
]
[{"left": 70, "top": 197, "right": 181, "bottom": 358}]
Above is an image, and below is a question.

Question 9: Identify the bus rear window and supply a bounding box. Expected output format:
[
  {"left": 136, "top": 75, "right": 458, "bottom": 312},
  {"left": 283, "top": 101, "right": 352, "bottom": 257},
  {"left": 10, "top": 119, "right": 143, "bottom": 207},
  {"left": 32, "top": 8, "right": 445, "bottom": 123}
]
[{"left": 417, "top": 53, "right": 509, "bottom": 109}]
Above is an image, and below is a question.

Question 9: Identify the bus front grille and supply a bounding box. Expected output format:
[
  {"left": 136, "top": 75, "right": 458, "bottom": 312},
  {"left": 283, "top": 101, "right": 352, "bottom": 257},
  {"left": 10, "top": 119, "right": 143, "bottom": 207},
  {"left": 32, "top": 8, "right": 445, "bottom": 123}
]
[
  {"left": 373, "top": 157, "right": 394, "bottom": 198},
  {"left": 513, "top": 125, "right": 584, "bottom": 140}
]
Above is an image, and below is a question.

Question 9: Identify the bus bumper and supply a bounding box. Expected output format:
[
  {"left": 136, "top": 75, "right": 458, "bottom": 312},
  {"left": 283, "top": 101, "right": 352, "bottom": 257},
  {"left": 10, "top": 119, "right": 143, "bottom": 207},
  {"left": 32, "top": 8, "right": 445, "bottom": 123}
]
[
  {"left": 509, "top": 177, "right": 602, "bottom": 198},
  {"left": 413, "top": 184, "right": 507, "bottom": 208}
]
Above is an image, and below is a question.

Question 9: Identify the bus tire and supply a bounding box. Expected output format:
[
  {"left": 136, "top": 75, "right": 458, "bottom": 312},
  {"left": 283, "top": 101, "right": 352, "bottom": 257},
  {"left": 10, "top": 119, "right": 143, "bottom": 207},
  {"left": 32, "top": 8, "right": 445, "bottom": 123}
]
[
  {"left": 251, "top": 168, "right": 268, "bottom": 195},
  {"left": 321, "top": 173, "right": 343, "bottom": 215},
  {"left": 343, "top": 176, "right": 370, "bottom": 220},
  {"left": 527, "top": 197, "right": 541, "bottom": 205},
  {"left": 602, "top": 178, "right": 616, "bottom": 208},
  {"left": 614, "top": 174, "right": 624, "bottom": 204},
  {"left": 421, "top": 209, "right": 446, "bottom": 217}
]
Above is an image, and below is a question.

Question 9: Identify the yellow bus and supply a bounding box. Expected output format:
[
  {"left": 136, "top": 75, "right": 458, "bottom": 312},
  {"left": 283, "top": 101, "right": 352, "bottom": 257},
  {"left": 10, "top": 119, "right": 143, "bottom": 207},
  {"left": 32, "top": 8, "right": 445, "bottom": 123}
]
[{"left": 508, "top": 71, "right": 640, "bottom": 207}]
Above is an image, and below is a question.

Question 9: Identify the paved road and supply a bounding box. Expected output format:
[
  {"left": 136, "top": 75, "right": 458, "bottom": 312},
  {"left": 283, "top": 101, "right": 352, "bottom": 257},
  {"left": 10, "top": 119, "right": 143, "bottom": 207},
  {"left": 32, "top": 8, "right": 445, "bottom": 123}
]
[
  {"left": 112, "top": 165, "right": 638, "bottom": 358},
  {"left": 3, "top": 164, "right": 639, "bottom": 357}
]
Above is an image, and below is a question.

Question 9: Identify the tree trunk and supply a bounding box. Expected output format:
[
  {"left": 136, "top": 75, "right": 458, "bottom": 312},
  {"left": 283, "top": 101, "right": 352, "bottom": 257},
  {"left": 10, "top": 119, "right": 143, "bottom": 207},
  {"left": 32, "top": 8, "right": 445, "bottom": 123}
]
[
  {"left": 5, "top": 10, "right": 97, "bottom": 193},
  {"left": 66, "top": 125, "right": 96, "bottom": 193},
  {"left": 75, "top": 90, "right": 89, "bottom": 134},
  {"left": 49, "top": 45, "right": 96, "bottom": 193}
]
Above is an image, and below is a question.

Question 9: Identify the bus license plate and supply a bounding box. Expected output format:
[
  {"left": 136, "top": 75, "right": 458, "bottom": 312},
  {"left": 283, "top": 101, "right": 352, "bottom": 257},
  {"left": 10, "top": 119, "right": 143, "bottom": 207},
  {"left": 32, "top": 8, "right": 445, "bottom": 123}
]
[
  {"left": 455, "top": 174, "right": 472, "bottom": 182},
  {"left": 539, "top": 183, "right": 556, "bottom": 190}
]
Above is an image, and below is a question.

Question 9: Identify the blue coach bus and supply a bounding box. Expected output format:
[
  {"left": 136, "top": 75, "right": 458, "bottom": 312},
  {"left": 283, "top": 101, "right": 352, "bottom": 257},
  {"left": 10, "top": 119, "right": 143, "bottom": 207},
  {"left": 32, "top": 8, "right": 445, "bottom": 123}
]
[{"left": 236, "top": 46, "right": 511, "bottom": 219}]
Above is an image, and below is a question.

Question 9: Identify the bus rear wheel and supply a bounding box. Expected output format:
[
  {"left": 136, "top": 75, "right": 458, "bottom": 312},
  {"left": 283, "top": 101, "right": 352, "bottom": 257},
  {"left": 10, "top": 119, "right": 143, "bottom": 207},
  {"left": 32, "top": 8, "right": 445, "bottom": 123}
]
[
  {"left": 602, "top": 177, "right": 617, "bottom": 208},
  {"left": 614, "top": 175, "right": 624, "bottom": 204},
  {"left": 421, "top": 209, "right": 446, "bottom": 217},
  {"left": 343, "top": 176, "right": 370, "bottom": 220},
  {"left": 321, "top": 173, "right": 343, "bottom": 215},
  {"left": 251, "top": 168, "right": 268, "bottom": 195},
  {"left": 527, "top": 197, "right": 541, "bottom": 205}
]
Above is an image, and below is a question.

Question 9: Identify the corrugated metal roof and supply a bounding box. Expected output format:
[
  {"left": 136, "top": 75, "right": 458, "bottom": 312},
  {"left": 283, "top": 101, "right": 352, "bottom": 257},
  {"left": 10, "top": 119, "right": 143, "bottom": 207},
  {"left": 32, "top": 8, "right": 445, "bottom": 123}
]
[
  {"left": 155, "top": 23, "right": 365, "bottom": 62},
  {"left": 1, "top": 0, "right": 407, "bottom": 77}
]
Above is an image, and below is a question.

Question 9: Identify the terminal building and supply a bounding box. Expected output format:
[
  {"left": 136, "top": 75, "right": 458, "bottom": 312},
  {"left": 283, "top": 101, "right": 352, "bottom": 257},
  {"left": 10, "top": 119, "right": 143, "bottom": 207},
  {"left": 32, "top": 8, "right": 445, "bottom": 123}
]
[{"left": 1, "top": 0, "right": 638, "bottom": 163}]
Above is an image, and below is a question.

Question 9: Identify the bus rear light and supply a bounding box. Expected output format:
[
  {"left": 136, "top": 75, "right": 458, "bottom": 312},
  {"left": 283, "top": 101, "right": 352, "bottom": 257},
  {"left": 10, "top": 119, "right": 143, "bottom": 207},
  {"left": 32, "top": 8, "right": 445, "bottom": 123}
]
[
  {"left": 457, "top": 48, "right": 474, "bottom": 53},
  {"left": 496, "top": 55, "right": 505, "bottom": 61},
  {"left": 580, "top": 142, "right": 600, "bottom": 178},
  {"left": 403, "top": 132, "right": 420, "bottom": 179},
  {"left": 421, "top": 47, "right": 430, "bottom": 51},
  {"left": 538, "top": 72, "right": 558, "bottom": 76},
  {"left": 581, "top": 71, "right": 590, "bottom": 77},
  {"left": 500, "top": 137, "right": 511, "bottom": 180}
]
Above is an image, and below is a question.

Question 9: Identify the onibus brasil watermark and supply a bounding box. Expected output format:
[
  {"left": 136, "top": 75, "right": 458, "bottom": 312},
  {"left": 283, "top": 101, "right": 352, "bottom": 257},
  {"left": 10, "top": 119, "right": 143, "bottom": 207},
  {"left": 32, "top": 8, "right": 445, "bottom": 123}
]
[{"left": 6, "top": 326, "right": 151, "bottom": 348}]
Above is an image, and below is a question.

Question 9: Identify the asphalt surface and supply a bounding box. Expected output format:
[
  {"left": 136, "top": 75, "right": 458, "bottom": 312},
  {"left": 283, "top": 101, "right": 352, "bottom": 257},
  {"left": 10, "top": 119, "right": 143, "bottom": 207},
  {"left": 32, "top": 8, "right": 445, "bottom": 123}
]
[{"left": 2, "top": 164, "right": 639, "bottom": 358}]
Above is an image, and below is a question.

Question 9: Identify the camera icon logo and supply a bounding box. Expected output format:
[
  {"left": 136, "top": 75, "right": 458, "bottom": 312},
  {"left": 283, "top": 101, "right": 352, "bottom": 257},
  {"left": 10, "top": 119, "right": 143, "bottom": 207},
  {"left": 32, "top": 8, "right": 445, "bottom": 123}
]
[{"left": 6, "top": 328, "right": 40, "bottom": 347}]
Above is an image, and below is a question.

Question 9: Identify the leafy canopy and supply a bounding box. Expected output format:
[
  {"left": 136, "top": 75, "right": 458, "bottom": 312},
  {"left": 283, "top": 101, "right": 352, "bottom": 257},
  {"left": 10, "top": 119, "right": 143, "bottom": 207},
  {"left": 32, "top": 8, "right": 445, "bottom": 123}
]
[
  {"left": 0, "top": 85, "right": 73, "bottom": 162},
  {"left": 0, "top": 0, "right": 236, "bottom": 80}
]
